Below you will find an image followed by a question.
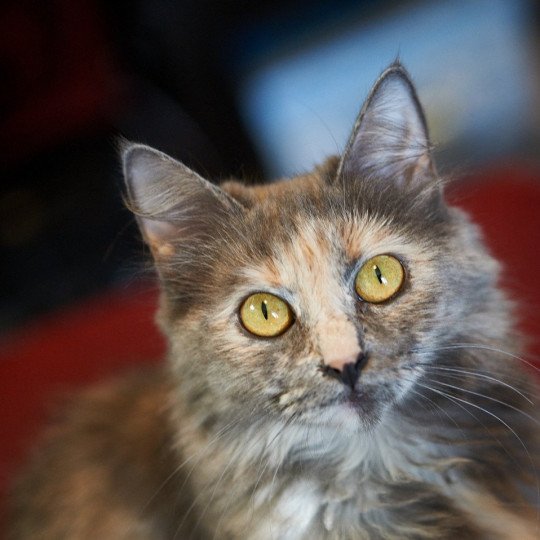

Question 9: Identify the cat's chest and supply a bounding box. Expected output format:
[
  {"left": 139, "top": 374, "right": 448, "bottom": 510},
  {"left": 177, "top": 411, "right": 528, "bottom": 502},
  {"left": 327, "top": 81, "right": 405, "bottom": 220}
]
[
  {"left": 238, "top": 464, "right": 538, "bottom": 540},
  {"left": 244, "top": 477, "right": 381, "bottom": 540},
  {"left": 218, "top": 421, "right": 423, "bottom": 539},
  {"left": 250, "top": 481, "right": 321, "bottom": 539},
  {"left": 246, "top": 480, "right": 325, "bottom": 540}
]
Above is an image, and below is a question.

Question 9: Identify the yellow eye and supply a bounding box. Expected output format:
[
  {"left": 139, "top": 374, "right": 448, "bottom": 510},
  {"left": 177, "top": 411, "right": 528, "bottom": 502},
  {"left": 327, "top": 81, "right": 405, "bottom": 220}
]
[
  {"left": 240, "top": 293, "right": 294, "bottom": 337},
  {"left": 355, "top": 254, "right": 405, "bottom": 303}
]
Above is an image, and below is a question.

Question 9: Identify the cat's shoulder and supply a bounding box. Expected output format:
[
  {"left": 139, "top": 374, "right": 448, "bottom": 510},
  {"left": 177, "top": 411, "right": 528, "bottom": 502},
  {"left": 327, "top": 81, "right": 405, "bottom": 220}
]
[
  {"left": 36, "top": 367, "right": 173, "bottom": 449},
  {"left": 8, "top": 367, "right": 187, "bottom": 539}
]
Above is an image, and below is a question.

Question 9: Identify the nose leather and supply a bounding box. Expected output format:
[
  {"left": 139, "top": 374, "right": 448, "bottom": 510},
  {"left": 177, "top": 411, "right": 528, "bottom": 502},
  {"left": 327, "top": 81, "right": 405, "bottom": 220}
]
[
  {"left": 323, "top": 353, "right": 368, "bottom": 389},
  {"left": 326, "top": 354, "right": 359, "bottom": 372}
]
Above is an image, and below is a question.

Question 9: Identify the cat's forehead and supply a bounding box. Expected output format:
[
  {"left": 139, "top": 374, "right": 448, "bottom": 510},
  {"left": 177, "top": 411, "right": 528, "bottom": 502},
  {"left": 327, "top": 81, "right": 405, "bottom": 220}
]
[
  {"left": 239, "top": 204, "right": 416, "bottom": 291},
  {"left": 221, "top": 171, "right": 444, "bottom": 304}
]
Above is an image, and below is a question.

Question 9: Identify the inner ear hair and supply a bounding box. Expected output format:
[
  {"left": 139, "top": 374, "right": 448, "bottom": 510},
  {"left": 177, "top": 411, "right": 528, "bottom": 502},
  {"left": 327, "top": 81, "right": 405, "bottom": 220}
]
[
  {"left": 122, "top": 142, "right": 244, "bottom": 259},
  {"left": 337, "top": 62, "right": 437, "bottom": 190}
]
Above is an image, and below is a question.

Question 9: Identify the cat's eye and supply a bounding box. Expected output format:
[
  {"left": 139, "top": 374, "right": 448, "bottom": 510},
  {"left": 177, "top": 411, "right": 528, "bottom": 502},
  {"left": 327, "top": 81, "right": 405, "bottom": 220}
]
[
  {"left": 355, "top": 254, "right": 405, "bottom": 303},
  {"left": 240, "top": 293, "right": 294, "bottom": 337}
]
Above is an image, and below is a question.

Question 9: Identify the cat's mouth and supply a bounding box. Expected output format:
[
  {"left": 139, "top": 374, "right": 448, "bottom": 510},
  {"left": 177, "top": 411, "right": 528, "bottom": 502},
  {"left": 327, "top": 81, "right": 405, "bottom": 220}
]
[
  {"left": 309, "top": 385, "right": 384, "bottom": 428},
  {"left": 345, "top": 389, "right": 364, "bottom": 407},
  {"left": 342, "top": 386, "right": 380, "bottom": 416}
]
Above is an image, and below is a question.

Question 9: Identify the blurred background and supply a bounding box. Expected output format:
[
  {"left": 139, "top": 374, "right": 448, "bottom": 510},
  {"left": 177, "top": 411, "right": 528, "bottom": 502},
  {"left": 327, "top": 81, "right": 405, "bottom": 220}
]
[
  {"left": 2, "top": 0, "right": 540, "bottom": 532},
  {"left": 2, "top": 0, "right": 540, "bottom": 331}
]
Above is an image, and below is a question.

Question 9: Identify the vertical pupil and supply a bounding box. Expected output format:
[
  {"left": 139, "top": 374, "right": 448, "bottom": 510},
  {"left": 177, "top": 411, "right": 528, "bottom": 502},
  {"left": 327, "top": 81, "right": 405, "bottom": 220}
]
[
  {"left": 374, "top": 265, "right": 384, "bottom": 284},
  {"left": 261, "top": 301, "right": 269, "bottom": 320}
]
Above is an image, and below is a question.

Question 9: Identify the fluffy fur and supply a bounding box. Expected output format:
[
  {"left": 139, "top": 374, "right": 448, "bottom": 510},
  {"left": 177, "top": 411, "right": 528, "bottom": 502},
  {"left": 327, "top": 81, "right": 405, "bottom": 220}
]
[{"left": 9, "top": 64, "right": 539, "bottom": 539}]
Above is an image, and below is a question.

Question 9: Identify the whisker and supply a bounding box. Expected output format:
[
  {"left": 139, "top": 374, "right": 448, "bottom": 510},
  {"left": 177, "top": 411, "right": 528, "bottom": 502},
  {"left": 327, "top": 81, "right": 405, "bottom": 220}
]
[
  {"left": 422, "top": 365, "right": 536, "bottom": 404},
  {"left": 418, "top": 379, "right": 540, "bottom": 522},
  {"left": 413, "top": 380, "right": 519, "bottom": 466},
  {"left": 418, "top": 380, "right": 538, "bottom": 479},
  {"left": 413, "top": 343, "right": 540, "bottom": 374},
  {"left": 404, "top": 386, "right": 463, "bottom": 433},
  {"left": 423, "top": 376, "right": 539, "bottom": 427}
]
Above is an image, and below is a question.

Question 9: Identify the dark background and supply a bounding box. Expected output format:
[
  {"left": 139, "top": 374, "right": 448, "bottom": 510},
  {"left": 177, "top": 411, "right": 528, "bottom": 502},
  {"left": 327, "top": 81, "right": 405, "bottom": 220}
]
[{"left": 2, "top": 0, "right": 540, "bottom": 332}]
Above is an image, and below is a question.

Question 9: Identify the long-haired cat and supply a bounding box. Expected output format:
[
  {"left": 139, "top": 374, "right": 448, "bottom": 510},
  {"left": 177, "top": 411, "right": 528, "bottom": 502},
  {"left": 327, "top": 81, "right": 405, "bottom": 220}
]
[{"left": 9, "top": 63, "right": 540, "bottom": 539}]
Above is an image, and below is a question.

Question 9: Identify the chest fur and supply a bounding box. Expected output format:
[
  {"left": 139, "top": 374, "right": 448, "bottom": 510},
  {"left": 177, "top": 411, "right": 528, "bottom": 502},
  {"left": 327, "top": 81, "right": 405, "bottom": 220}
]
[
  {"left": 195, "top": 424, "right": 537, "bottom": 540},
  {"left": 235, "top": 477, "right": 536, "bottom": 540}
]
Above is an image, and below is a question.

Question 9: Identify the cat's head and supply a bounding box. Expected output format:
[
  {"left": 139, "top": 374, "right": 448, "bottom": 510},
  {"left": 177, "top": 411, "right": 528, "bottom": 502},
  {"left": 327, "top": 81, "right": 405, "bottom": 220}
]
[{"left": 123, "top": 64, "right": 503, "bottom": 433}]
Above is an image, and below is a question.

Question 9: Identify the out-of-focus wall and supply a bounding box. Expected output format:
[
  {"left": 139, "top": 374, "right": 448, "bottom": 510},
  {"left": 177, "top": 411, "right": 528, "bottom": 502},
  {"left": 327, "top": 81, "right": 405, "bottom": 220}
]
[{"left": 233, "top": 0, "right": 540, "bottom": 178}]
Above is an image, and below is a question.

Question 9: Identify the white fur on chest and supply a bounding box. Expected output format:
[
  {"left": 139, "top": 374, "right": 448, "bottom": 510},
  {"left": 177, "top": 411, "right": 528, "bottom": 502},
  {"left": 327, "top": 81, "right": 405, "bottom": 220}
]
[
  {"left": 229, "top": 417, "right": 537, "bottom": 540},
  {"left": 247, "top": 481, "right": 321, "bottom": 540},
  {"left": 238, "top": 416, "right": 421, "bottom": 540}
]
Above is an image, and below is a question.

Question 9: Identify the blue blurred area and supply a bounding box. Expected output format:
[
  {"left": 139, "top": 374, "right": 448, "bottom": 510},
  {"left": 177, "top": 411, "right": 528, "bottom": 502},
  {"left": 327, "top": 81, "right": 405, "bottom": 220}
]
[
  {"left": 234, "top": 0, "right": 537, "bottom": 177},
  {"left": 2, "top": 0, "right": 539, "bottom": 330}
]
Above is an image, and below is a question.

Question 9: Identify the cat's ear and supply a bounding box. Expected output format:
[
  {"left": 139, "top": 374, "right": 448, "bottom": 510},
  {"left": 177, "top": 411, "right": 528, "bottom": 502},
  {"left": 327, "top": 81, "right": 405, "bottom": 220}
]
[
  {"left": 122, "top": 143, "right": 244, "bottom": 259},
  {"left": 337, "top": 63, "right": 436, "bottom": 189}
]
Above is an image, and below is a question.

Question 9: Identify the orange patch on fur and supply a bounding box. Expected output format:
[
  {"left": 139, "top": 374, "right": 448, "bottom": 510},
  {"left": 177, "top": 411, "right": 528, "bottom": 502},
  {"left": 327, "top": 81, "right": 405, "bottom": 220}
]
[{"left": 318, "top": 315, "right": 361, "bottom": 368}]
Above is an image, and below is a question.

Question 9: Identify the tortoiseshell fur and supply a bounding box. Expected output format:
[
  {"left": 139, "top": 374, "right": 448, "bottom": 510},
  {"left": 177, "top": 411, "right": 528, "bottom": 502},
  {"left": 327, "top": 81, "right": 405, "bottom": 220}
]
[{"left": 9, "top": 64, "right": 539, "bottom": 539}]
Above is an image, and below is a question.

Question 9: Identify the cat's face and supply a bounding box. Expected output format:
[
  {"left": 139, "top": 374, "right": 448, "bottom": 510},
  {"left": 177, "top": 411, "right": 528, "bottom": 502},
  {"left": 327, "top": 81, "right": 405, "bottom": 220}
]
[{"left": 123, "top": 64, "right": 499, "bottom": 433}]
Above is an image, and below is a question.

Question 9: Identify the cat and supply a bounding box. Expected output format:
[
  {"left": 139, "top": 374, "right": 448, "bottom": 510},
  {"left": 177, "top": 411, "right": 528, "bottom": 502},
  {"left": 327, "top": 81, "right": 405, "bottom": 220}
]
[{"left": 8, "top": 63, "right": 540, "bottom": 539}]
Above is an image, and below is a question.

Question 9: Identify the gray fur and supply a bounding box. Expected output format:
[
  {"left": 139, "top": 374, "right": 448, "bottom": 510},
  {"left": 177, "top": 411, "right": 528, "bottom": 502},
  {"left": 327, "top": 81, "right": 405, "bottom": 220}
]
[{"left": 8, "top": 63, "right": 539, "bottom": 540}]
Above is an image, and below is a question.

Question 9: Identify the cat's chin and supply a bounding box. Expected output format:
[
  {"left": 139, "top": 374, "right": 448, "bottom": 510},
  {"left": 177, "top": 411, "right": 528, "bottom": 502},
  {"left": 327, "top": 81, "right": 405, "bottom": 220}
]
[{"left": 305, "top": 393, "right": 384, "bottom": 433}]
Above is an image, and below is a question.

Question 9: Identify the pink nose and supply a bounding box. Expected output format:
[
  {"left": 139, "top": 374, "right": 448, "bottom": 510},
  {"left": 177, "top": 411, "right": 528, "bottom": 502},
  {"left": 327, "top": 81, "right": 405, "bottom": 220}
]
[
  {"left": 325, "top": 354, "right": 360, "bottom": 373},
  {"left": 322, "top": 353, "right": 368, "bottom": 389}
]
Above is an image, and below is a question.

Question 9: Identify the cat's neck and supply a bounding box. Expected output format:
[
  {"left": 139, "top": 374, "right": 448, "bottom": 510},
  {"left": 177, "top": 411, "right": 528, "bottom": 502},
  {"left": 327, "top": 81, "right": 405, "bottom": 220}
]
[{"left": 171, "top": 390, "right": 438, "bottom": 484}]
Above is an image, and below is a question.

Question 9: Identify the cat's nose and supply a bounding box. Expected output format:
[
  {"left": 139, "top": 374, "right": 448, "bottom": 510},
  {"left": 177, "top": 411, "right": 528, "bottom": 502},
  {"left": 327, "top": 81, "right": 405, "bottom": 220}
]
[
  {"left": 322, "top": 353, "right": 368, "bottom": 389},
  {"left": 326, "top": 355, "right": 359, "bottom": 373}
]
